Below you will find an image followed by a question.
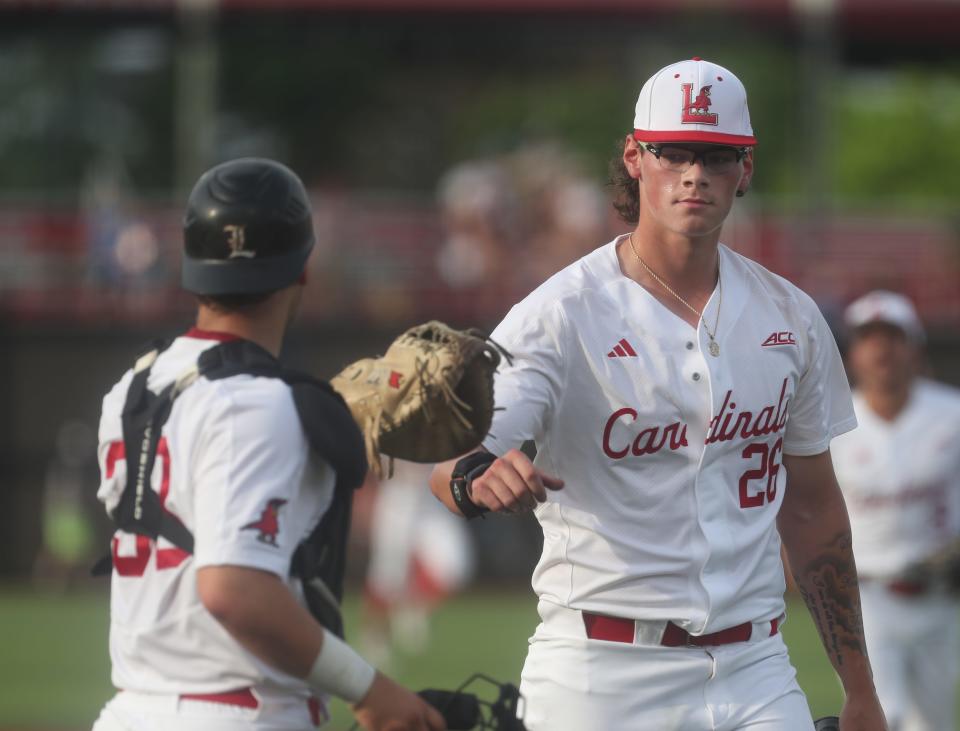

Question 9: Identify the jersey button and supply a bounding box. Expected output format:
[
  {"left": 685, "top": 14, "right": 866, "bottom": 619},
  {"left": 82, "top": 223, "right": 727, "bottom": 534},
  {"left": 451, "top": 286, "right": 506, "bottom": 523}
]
[
  {"left": 686, "top": 341, "right": 695, "bottom": 350},
  {"left": 692, "top": 372, "right": 701, "bottom": 381}
]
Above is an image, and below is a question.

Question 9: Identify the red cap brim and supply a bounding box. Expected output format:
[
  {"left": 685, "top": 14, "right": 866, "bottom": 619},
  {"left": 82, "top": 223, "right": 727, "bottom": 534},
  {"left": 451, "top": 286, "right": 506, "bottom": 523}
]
[{"left": 634, "top": 129, "right": 757, "bottom": 146}]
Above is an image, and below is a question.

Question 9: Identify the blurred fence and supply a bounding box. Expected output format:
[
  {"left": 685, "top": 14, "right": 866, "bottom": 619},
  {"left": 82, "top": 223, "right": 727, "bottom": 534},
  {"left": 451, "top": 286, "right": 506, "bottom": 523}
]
[{"left": 2, "top": 194, "right": 960, "bottom": 332}]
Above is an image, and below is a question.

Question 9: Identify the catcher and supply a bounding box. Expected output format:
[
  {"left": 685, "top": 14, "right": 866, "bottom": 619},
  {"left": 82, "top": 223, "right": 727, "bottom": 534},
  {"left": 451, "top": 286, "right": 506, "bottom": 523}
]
[
  {"left": 91, "top": 158, "right": 449, "bottom": 731},
  {"left": 831, "top": 290, "right": 960, "bottom": 731}
]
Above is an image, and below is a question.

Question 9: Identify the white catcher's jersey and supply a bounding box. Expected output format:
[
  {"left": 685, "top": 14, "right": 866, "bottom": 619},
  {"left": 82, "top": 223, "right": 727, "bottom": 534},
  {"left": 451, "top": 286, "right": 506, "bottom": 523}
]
[
  {"left": 832, "top": 379, "right": 960, "bottom": 577},
  {"left": 96, "top": 330, "right": 335, "bottom": 697},
  {"left": 484, "top": 237, "right": 855, "bottom": 634}
]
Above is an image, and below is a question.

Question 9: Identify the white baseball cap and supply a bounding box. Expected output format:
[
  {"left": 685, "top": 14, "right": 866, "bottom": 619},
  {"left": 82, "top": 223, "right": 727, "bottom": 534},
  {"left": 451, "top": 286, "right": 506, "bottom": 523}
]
[
  {"left": 633, "top": 57, "right": 757, "bottom": 147},
  {"left": 844, "top": 290, "right": 925, "bottom": 343}
]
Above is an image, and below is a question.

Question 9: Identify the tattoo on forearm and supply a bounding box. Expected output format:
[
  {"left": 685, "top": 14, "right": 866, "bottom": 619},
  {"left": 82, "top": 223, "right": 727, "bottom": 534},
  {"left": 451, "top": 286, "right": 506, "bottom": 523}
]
[{"left": 795, "top": 530, "right": 866, "bottom": 668}]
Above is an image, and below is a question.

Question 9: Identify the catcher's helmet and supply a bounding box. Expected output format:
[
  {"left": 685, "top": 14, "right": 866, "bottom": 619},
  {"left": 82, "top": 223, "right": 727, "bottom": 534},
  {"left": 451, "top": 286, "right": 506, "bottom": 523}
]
[{"left": 181, "top": 158, "right": 315, "bottom": 296}]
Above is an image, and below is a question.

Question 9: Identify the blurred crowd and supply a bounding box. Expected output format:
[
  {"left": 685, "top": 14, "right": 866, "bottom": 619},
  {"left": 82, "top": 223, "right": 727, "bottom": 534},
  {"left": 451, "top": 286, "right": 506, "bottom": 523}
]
[
  {"left": 433, "top": 143, "right": 613, "bottom": 320},
  {"left": 1, "top": 142, "right": 619, "bottom": 329}
]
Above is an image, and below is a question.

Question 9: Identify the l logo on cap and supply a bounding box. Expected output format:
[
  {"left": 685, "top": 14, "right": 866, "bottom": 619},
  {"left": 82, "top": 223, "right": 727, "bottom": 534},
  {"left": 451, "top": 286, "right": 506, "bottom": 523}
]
[{"left": 680, "top": 84, "right": 718, "bottom": 126}]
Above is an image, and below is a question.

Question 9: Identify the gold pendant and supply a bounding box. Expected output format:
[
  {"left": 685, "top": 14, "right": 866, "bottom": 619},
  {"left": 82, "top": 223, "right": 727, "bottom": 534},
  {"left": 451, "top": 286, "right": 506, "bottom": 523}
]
[{"left": 709, "top": 340, "right": 720, "bottom": 357}]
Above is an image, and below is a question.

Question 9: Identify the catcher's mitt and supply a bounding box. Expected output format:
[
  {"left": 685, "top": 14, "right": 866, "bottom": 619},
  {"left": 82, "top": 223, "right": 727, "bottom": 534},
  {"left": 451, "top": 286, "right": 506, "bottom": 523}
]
[{"left": 330, "top": 321, "right": 509, "bottom": 476}]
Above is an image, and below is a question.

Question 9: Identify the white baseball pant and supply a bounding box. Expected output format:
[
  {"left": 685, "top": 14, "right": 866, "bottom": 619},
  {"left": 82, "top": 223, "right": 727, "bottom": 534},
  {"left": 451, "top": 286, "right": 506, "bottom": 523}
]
[
  {"left": 860, "top": 579, "right": 959, "bottom": 731},
  {"left": 91, "top": 688, "right": 325, "bottom": 731},
  {"left": 518, "top": 600, "right": 816, "bottom": 731}
]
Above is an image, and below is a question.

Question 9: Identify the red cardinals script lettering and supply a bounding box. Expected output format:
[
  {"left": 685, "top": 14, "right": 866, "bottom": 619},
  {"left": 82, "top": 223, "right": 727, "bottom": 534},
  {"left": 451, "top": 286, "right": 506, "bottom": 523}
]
[{"left": 603, "top": 379, "right": 791, "bottom": 459}]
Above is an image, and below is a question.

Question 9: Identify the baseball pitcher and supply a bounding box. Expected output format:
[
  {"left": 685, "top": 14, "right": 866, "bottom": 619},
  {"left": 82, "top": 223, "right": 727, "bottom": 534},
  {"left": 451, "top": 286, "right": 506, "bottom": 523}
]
[{"left": 431, "top": 58, "right": 888, "bottom": 730}]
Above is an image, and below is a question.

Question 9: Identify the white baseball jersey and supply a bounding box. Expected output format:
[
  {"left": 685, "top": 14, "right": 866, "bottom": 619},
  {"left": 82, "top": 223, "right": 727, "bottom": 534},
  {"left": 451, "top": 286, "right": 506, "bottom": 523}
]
[
  {"left": 96, "top": 329, "right": 335, "bottom": 697},
  {"left": 831, "top": 379, "right": 960, "bottom": 577},
  {"left": 483, "top": 236, "right": 855, "bottom": 634}
]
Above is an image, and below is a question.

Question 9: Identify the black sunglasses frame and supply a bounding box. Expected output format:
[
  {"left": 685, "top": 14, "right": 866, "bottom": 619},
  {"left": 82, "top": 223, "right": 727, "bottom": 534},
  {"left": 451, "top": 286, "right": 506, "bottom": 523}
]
[{"left": 640, "top": 143, "right": 749, "bottom": 170}]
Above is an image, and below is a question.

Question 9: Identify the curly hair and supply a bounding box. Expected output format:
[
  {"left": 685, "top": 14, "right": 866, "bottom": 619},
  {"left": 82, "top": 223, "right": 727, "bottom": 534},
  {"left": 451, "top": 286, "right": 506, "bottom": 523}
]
[{"left": 608, "top": 138, "right": 639, "bottom": 224}]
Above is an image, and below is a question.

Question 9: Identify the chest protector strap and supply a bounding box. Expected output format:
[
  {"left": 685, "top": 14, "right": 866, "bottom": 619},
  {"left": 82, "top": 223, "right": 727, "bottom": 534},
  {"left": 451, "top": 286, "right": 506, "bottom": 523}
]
[
  {"left": 95, "top": 338, "right": 367, "bottom": 638},
  {"left": 111, "top": 341, "right": 197, "bottom": 553}
]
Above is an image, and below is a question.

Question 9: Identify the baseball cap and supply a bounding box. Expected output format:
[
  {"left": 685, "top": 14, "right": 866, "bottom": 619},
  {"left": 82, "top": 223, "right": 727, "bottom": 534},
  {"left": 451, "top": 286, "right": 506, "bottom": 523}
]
[
  {"left": 844, "top": 290, "right": 925, "bottom": 343},
  {"left": 633, "top": 57, "right": 757, "bottom": 146}
]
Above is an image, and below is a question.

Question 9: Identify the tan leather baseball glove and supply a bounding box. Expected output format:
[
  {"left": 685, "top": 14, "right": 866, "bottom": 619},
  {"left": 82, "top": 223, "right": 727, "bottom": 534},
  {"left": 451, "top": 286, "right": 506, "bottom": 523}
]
[{"left": 330, "top": 321, "right": 509, "bottom": 477}]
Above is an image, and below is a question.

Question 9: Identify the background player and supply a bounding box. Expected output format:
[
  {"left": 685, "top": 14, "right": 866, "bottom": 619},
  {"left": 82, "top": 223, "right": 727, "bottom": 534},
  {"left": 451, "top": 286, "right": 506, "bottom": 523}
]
[
  {"left": 431, "top": 58, "right": 887, "bottom": 730},
  {"left": 831, "top": 290, "right": 960, "bottom": 731},
  {"left": 92, "top": 158, "right": 444, "bottom": 731},
  {"left": 361, "top": 459, "right": 475, "bottom": 665}
]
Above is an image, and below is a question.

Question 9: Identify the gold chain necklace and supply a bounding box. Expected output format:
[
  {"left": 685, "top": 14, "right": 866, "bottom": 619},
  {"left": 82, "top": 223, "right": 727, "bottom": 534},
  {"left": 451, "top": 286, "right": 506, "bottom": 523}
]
[{"left": 628, "top": 233, "right": 722, "bottom": 357}]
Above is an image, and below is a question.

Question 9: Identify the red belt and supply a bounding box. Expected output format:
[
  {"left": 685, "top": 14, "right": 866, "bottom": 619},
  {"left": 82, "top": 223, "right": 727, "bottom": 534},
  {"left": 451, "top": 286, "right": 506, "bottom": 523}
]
[
  {"left": 885, "top": 579, "right": 929, "bottom": 597},
  {"left": 863, "top": 575, "right": 931, "bottom": 597},
  {"left": 181, "top": 688, "right": 259, "bottom": 708},
  {"left": 179, "top": 688, "right": 323, "bottom": 726},
  {"left": 582, "top": 612, "right": 780, "bottom": 647}
]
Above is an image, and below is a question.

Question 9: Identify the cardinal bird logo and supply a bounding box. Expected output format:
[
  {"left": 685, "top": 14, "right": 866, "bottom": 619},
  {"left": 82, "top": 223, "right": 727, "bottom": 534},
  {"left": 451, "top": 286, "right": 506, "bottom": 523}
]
[
  {"left": 241, "top": 498, "right": 288, "bottom": 546},
  {"left": 681, "top": 83, "right": 719, "bottom": 125}
]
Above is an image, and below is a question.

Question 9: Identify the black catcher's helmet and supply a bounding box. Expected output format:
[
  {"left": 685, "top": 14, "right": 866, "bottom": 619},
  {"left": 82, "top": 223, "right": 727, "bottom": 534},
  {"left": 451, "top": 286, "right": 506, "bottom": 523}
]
[{"left": 181, "top": 158, "right": 315, "bottom": 296}]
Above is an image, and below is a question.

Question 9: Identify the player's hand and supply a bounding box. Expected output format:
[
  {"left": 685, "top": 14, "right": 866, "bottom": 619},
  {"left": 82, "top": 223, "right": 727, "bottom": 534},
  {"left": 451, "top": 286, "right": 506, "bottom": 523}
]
[
  {"left": 352, "top": 671, "right": 447, "bottom": 731},
  {"left": 469, "top": 448, "right": 564, "bottom": 514},
  {"left": 838, "top": 688, "right": 888, "bottom": 731}
]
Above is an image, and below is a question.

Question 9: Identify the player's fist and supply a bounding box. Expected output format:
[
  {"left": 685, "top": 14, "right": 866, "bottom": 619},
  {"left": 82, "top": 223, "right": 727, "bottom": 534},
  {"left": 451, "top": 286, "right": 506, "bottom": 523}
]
[
  {"left": 352, "top": 671, "right": 447, "bottom": 731},
  {"left": 469, "top": 448, "right": 564, "bottom": 514}
]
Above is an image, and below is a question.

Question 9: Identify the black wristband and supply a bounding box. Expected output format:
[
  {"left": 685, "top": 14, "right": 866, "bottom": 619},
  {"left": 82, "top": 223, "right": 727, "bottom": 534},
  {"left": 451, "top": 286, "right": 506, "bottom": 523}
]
[{"left": 450, "top": 451, "right": 496, "bottom": 520}]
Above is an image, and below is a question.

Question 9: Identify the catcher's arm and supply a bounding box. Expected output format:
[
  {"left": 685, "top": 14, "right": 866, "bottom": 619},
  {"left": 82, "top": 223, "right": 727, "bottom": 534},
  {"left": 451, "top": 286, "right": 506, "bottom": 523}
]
[
  {"left": 197, "top": 566, "right": 445, "bottom": 730},
  {"left": 777, "top": 450, "right": 887, "bottom": 731},
  {"left": 430, "top": 448, "right": 563, "bottom": 518}
]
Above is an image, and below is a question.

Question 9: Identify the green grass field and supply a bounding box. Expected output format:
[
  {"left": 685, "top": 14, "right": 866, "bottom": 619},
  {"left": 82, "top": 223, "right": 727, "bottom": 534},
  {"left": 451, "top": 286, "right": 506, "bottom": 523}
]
[{"left": 0, "top": 586, "right": 955, "bottom": 730}]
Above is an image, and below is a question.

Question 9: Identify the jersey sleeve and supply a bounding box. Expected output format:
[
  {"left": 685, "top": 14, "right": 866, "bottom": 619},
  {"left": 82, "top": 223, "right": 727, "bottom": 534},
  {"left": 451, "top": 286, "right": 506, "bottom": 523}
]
[
  {"left": 482, "top": 300, "right": 567, "bottom": 455},
  {"left": 191, "top": 378, "right": 314, "bottom": 576},
  {"left": 96, "top": 371, "right": 134, "bottom": 517},
  {"left": 783, "top": 294, "right": 857, "bottom": 456}
]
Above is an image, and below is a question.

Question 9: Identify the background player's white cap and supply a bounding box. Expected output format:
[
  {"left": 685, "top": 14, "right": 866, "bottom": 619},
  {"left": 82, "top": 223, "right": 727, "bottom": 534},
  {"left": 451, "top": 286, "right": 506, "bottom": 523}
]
[
  {"left": 633, "top": 57, "right": 756, "bottom": 146},
  {"left": 845, "top": 290, "right": 925, "bottom": 343}
]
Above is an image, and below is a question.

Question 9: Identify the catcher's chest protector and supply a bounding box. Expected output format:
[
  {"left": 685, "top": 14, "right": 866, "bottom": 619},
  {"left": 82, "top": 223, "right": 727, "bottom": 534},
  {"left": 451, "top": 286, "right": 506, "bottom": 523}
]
[{"left": 94, "top": 338, "right": 367, "bottom": 638}]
